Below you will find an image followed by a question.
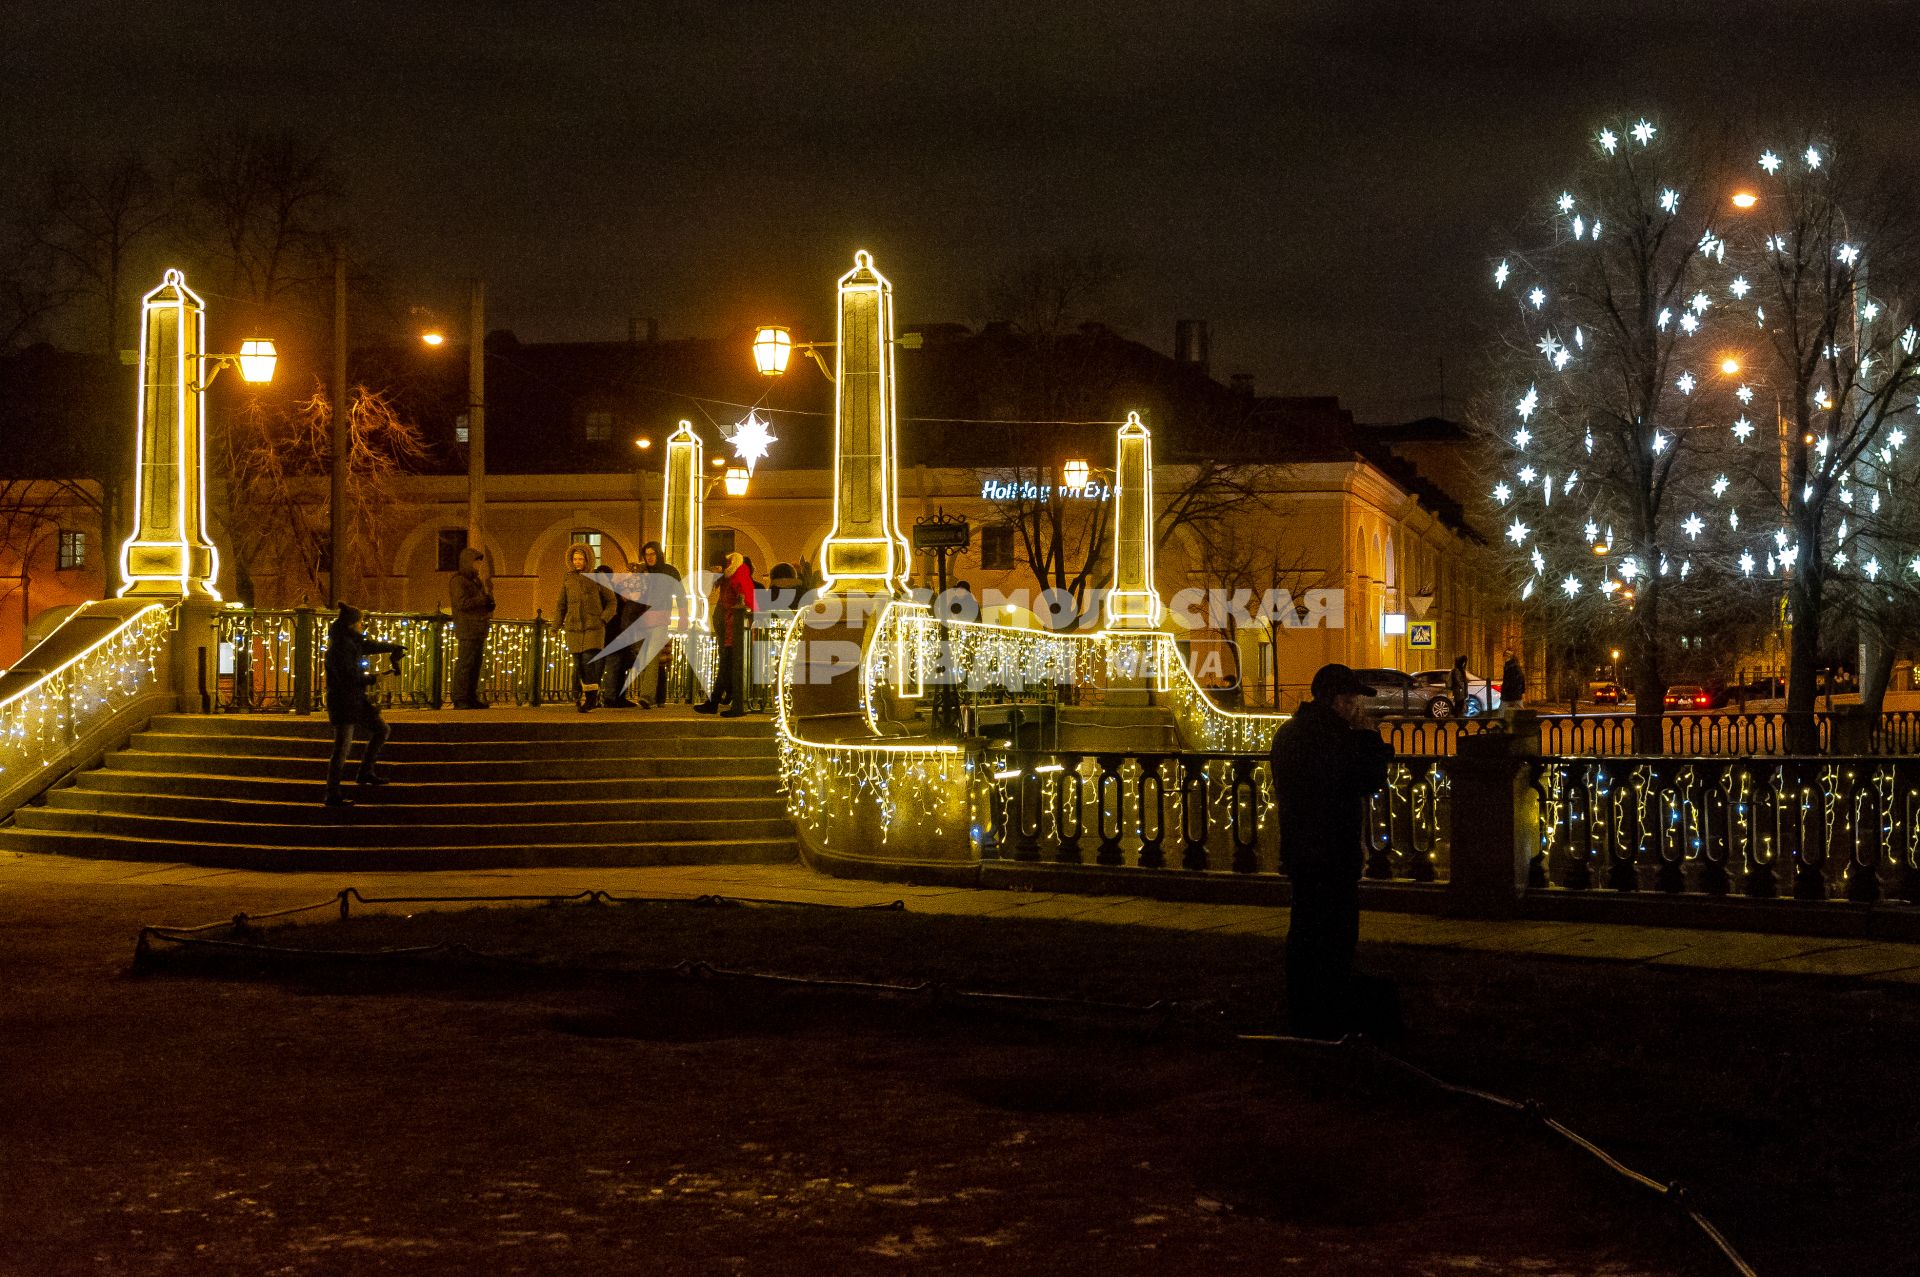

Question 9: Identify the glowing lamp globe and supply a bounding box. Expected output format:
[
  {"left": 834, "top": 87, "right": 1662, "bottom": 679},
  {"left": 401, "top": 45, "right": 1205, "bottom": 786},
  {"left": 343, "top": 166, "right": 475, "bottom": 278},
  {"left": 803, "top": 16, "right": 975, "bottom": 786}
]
[
  {"left": 1731, "top": 191, "right": 1758, "bottom": 210},
  {"left": 420, "top": 331, "right": 446, "bottom": 347},
  {"left": 753, "top": 326, "right": 792, "bottom": 376},
  {"left": 237, "top": 339, "right": 278, "bottom": 383},
  {"left": 723, "top": 466, "right": 751, "bottom": 498},
  {"left": 1063, "top": 458, "right": 1091, "bottom": 490},
  {"left": 1719, "top": 357, "right": 1741, "bottom": 375}
]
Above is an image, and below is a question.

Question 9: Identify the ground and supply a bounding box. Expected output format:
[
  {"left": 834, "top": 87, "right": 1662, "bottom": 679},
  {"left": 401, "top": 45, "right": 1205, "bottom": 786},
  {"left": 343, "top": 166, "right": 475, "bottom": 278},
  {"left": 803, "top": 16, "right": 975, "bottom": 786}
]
[{"left": 0, "top": 860, "right": 1913, "bottom": 1275}]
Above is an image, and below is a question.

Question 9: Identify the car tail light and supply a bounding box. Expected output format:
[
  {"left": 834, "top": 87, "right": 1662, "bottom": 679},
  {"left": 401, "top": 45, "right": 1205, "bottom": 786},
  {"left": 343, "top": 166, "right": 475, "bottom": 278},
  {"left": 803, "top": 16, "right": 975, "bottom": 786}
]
[{"left": 1695, "top": 695, "right": 1709, "bottom": 707}]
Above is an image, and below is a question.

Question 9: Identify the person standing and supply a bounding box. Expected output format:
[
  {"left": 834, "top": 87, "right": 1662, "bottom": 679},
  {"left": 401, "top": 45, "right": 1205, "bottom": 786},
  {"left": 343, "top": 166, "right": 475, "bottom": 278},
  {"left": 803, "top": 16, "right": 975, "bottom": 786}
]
[
  {"left": 555, "top": 543, "right": 614, "bottom": 712},
  {"left": 1448, "top": 654, "right": 1469, "bottom": 718},
  {"left": 592, "top": 562, "right": 639, "bottom": 707},
  {"left": 1500, "top": 650, "right": 1527, "bottom": 711},
  {"left": 448, "top": 546, "right": 494, "bottom": 709},
  {"left": 1268, "top": 662, "right": 1393, "bottom": 1037},
  {"left": 631, "top": 544, "right": 684, "bottom": 708},
  {"left": 323, "top": 604, "right": 406, "bottom": 807},
  {"left": 694, "top": 550, "right": 755, "bottom": 717}
]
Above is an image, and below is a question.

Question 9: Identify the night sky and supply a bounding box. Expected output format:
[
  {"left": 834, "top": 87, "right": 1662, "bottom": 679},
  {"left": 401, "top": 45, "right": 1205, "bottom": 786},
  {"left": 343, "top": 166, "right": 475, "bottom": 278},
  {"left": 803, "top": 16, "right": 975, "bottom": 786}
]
[{"left": 6, "top": 1, "right": 1915, "bottom": 421}]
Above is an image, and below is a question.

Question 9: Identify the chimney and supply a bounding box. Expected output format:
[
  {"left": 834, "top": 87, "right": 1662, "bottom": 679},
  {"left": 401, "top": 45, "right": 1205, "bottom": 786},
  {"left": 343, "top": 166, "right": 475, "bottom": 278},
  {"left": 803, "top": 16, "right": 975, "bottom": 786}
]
[
  {"left": 1174, "top": 319, "right": 1210, "bottom": 374},
  {"left": 628, "top": 317, "right": 658, "bottom": 344},
  {"left": 1230, "top": 373, "right": 1255, "bottom": 397}
]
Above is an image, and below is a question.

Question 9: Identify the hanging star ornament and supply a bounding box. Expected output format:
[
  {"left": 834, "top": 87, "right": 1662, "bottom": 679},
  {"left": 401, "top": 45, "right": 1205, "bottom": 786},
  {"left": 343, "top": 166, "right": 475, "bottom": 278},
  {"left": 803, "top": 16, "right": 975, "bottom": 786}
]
[
  {"left": 725, "top": 410, "right": 778, "bottom": 473},
  {"left": 1632, "top": 119, "right": 1657, "bottom": 146},
  {"left": 1598, "top": 128, "right": 1619, "bottom": 154},
  {"left": 1759, "top": 150, "right": 1782, "bottom": 174}
]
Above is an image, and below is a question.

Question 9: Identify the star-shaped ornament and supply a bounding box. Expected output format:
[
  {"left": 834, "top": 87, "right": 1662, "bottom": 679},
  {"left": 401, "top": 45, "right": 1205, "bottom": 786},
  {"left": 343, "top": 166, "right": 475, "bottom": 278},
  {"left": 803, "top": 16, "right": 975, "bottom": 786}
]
[
  {"left": 1632, "top": 119, "right": 1657, "bottom": 145},
  {"left": 725, "top": 411, "right": 779, "bottom": 473},
  {"left": 1759, "top": 151, "right": 1781, "bottom": 174},
  {"left": 1598, "top": 128, "right": 1619, "bottom": 154}
]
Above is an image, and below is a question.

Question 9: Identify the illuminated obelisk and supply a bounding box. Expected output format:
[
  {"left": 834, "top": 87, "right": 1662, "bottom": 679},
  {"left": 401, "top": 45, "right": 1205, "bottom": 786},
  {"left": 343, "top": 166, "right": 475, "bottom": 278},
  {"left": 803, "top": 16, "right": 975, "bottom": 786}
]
[
  {"left": 120, "top": 269, "right": 221, "bottom": 599},
  {"left": 660, "top": 419, "right": 706, "bottom": 624},
  {"left": 1103, "top": 411, "right": 1162, "bottom": 629},
  {"left": 819, "top": 251, "right": 910, "bottom": 596}
]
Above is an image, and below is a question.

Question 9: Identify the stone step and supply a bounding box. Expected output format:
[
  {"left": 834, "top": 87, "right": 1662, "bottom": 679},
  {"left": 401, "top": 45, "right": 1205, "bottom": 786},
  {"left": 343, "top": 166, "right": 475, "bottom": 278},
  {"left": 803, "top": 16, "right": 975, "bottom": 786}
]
[
  {"left": 102, "top": 752, "right": 776, "bottom": 783},
  {"left": 0, "top": 825, "right": 797, "bottom": 871},
  {"left": 147, "top": 713, "right": 774, "bottom": 742},
  {"left": 125, "top": 730, "right": 776, "bottom": 761},
  {"left": 13, "top": 805, "right": 793, "bottom": 848},
  {"left": 74, "top": 770, "right": 771, "bottom": 804},
  {"left": 44, "top": 788, "right": 784, "bottom": 826}
]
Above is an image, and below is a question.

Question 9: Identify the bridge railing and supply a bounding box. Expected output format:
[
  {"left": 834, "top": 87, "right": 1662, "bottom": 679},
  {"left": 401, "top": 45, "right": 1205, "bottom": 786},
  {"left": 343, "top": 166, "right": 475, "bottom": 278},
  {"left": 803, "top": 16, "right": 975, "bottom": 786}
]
[{"left": 209, "top": 607, "right": 716, "bottom": 712}]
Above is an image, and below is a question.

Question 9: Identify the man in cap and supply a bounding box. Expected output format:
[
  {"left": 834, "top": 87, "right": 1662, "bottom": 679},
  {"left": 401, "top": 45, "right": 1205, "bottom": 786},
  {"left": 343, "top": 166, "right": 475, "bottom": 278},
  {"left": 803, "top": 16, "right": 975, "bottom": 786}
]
[{"left": 1269, "top": 662, "right": 1394, "bottom": 1037}]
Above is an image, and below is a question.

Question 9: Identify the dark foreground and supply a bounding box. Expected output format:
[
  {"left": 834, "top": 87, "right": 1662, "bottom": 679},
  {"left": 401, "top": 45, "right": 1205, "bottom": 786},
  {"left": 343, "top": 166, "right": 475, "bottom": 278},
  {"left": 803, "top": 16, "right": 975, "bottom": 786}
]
[{"left": 4, "top": 889, "right": 1914, "bottom": 1275}]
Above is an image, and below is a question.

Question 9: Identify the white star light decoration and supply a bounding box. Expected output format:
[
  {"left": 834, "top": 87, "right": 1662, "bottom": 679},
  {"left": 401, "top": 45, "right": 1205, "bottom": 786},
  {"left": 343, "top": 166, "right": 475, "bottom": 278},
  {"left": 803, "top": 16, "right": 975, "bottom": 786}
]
[
  {"left": 725, "top": 411, "right": 778, "bottom": 473},
  {"left": 1759, "top": 150, "right": 1782, "bottom": 174},
  {"left": 1735, "top": 384, "right": 1754, "bottom": 404},
  {"left": 1557, "top": 191, "right": 1575, "bottom": 213},
  {"left": 1732, "top": 417, "right": 1755, "bottom": 442},
  {"left": 1712, "top": 475, "right": 1730, "bottom": 498},
  {"left": 1562, "top": 574, "right": 1582, "bottom": 597},
  {"left": 1494, "top": 260, "right": 1510, "bottom": 288},
  {"left": 1507, "top": 518, "right": 1530, "bottom": 545},
  {"left": 1632, "top": 119, "right": 1657, "bottom": 145},
  {"left": 1659, "top": 188, "right": 1680, "bottom": 213},
  {"left": 1805, "top": 145, "right": 1822, "bottom": 169},
  {"left": 1528, "top": 286, "right": 1547, "bottom": 309},
  {"left": 1598, "top": 128, "right": 1619, "bottom": 154},
  {"left": 1729, "top": 276, "right": 1750, "bottom": 299},
  {"left": 1676, "top": 372, "right": 1696, "bottom": 395},
  {"left": 1516, "top": 385, "right": 1539, "bottom": 421},
  {"left": 1682, "top": 513, "right": 1705, "bottom": 540},
  {"left": 1492, "top": 481, "right": 1511, "bottom": 503},
  {"left": 1837, "top": 243, "right": 1860, "bottom": 267},
  {"left": 1513, "top": 426, "right": 1532, "bottom": 449}
]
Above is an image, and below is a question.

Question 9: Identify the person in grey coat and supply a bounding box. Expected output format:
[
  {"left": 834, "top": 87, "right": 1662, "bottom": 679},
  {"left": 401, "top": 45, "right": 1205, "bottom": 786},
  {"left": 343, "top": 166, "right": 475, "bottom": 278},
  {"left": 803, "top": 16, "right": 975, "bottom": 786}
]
[
  {"left": 555, "top": 543, "right": 614, "bottom": 712},
  {"left": 448, "top": 546, "right": 494, "bottom": 709}
]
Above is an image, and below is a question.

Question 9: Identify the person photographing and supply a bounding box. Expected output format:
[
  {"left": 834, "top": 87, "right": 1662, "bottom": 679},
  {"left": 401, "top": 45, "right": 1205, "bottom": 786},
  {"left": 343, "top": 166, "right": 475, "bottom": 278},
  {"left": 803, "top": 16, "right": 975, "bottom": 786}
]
[
  {"left": 1269, "top": 663, "right": 1394, "bottom": 1037},
  {"left": 324, "top": 604, "right": 406, "bottom": 807}
]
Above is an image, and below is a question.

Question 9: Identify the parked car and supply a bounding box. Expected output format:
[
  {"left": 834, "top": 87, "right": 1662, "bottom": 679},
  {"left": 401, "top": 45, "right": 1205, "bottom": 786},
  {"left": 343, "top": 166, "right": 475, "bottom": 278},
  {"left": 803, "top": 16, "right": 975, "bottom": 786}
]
[
  {"left": 1355, "top": 667, "right": 1501, "bottom": 719},
  {"left": 1663, "top": 683, "right": 1713, "bottom": 711},
  {"left": 1586, "top": 681, "right": 1623, "bottom": 706}
]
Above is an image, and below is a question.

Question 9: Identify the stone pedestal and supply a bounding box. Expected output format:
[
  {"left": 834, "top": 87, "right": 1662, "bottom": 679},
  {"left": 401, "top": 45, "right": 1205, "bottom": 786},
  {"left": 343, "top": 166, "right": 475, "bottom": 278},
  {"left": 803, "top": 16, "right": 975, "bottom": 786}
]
[{"left": 1445, "top": 713, "right": 1540, "bottom": 918}]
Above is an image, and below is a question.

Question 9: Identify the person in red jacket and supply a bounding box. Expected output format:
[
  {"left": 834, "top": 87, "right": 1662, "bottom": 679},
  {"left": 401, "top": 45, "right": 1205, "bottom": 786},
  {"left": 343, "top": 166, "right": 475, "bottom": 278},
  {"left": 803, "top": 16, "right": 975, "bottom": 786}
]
[{"left": 695, "top": 551, "right": 756, "bottom": 717}]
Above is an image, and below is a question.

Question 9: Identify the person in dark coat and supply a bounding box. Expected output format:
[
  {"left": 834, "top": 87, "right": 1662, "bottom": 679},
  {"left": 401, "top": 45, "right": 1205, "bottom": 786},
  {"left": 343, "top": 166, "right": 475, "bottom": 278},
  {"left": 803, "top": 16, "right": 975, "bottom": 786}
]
[
  {"left": 1448, "top": 654, "right": 1469, "bottom": 718},
  {"left": 324, "top": 603, "right": 406, "bottom": 807},
  {"left": 592, "top": 563, "right": 641, "bottom": 707},
  {"left": 694, "top": 551, "right": 755, "bottom": 717},
  {"left": 632, "top": 542, "right": 685, "bottom": 707},
  {"left": 448, "top": 546, "right": 494, "bottom": 709},
  {"left": 1269, "top": 662, "right": 1393, "bottom": 1037},
  {"left": 1500, "top": 650, "right": 1527, "bottom": 710}
]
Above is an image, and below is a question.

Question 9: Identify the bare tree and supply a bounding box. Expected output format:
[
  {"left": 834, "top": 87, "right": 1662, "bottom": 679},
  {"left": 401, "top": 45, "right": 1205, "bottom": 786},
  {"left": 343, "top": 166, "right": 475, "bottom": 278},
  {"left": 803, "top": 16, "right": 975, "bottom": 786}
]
[
  {"left": 1477, "top": 116, "right": 1762, "bottom": 751},
  {"left": 184, "top": 127, "right": 345, "bottom": 307},
  {"left": 22, "top": 154, "right": 174, "bottom": 357},
  {"left": 1728, "top": 135, "right": 1920, "bottom": 745}
]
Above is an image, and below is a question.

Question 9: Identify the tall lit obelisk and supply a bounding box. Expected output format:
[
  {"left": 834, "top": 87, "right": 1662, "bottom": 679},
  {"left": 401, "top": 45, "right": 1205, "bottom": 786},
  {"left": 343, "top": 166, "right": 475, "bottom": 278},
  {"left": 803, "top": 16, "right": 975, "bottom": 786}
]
[
  {"left": 119, "top": 269, "right": 221, "bottom": 599},
  {"left": 1103, "top": 411, "right": 1162, "bottom": 629},
  {"left": 660, "top": 419, "right": 706, "bottom": 624},
  {"left": 819, "top": 251, "right": 909, "bottom": 596}
]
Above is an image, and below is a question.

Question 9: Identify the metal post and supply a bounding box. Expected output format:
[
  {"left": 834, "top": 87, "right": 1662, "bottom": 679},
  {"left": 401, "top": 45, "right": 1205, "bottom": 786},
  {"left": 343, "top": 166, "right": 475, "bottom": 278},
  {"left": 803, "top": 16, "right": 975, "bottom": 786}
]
[
  {"left": 292, "top": 606, "right": 315, "bottom": 715},
  {"left": 428, "top": 616, "right": 446, "bottom": 709},
  {"left": 329, "top": 250, "right": 349, "bottom": 606},
  {"left": 529, "top": 613, "right": 546, "bottom": 707},
  {"left": 466, "top": 279, "right": 486, "bottom": 553}
]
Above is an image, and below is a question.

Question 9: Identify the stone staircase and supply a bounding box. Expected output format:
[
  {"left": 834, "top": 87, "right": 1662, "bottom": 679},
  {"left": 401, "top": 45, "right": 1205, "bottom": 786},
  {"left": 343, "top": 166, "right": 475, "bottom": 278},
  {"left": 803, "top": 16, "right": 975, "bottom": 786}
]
[{"left": 0, "top": 711, "right": 796, "bottom": 871}]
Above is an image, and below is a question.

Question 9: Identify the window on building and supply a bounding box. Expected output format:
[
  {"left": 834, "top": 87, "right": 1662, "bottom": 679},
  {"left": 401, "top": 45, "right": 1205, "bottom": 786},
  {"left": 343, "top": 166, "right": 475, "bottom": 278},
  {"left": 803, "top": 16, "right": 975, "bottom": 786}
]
[
  {"left": 583, "top": 410, "right": 614, "bottom": 443},
  {"left": 57, "top": 530, "right": 85, "bottom": 570},
  {"left": 570, "top": 530, "right": 604, "bottom": 564},
  {"left": 436, "top": 528, "right": 466, "bottom": 572},
  {"left": 704, "top": 527, "right": 736, "bottom": 566},
  {"left": 454, "top": 413, "right": 470, "bottom": 445},
  {"left": 979, "top": 524, "right": 1015, "bottom": 571}
]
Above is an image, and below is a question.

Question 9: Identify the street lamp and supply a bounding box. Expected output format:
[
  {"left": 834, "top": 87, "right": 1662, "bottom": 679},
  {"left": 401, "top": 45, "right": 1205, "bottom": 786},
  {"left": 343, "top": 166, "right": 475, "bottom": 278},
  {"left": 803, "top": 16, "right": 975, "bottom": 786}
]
[
  {"left": 723, "top": 465, "right": 751, "bottom": 498},
  {"left": 1731, "top": 191, "right": 1759, "bottom": 210},
  {"left": 1063, "top": 457, "right": 1091, "bottom": 490},
  {"left": 633, "top": 436, "right": 656, "bottom": 553},
  {"left": 418, "top": 282, "right": 487, "bottom": 551},
  {"left": 190, "top": 337, "right": 278, "bottom": 391},
  {"left": 751, "top": 323, "right": 921, "bottom": 382}
]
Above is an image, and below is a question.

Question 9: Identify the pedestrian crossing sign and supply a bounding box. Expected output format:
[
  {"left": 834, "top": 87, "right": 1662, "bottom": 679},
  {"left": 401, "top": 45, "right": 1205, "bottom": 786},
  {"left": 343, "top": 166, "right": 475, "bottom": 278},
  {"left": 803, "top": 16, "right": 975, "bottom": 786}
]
[{"left": 1407, "top": 621, "right": 1436, "bottom": 649}]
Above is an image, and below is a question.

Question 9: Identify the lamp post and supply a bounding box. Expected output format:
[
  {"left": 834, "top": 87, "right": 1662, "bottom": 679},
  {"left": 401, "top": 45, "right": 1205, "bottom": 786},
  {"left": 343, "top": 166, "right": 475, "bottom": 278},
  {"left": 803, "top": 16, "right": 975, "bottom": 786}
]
[
  {"left": 419, "top": 279, "right": 487, "bottom": 556},
  {"left": 633, "top": 435, "right": 655, "bottom": 556}
]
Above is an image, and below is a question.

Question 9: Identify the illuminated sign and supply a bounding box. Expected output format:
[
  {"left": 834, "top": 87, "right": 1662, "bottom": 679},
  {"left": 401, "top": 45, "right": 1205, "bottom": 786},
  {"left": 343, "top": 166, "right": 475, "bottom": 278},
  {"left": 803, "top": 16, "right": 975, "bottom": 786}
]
[{"left": 979, "top": 479, "right": 1112, "bottom": 502}]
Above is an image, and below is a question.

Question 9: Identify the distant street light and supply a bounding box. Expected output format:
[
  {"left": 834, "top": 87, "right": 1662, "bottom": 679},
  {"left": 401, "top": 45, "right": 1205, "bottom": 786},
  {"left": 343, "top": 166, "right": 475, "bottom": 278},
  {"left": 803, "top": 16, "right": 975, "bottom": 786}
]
[
  {"left": 1719, "top": 356, "right": 1742, "bottom": 375},
  {"left": 723, "top": 466, "right": 751, "bottom": 498},
  {"left": 1063, "top": 457, "right": 1091, "bottom": 490},
  {"left": 1731, "top": 191, "right": 1759, "bottom": 210},
  {"left": 420, "top": 330, "right": 446, "bottom": 347},
  {"left": 753, "top": 325, "right": 792, "bottom": 376}
]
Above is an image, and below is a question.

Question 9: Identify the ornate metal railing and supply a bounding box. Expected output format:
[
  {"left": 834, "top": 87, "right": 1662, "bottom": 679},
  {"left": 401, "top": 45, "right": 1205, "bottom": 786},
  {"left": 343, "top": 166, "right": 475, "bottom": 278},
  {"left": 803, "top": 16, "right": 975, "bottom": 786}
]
[
  {"left": 0, "top": 602, "right": 175, "bottom": 814},
  {"left": 210, "top": 607, "right": 715, "bottom": 713},
  {"left": 984, "top": 749, "right": 1448, "bottom": 883},
  {"left": 1535, "top": 756, "right": 1920, "bottom": 903},
  {"left": 1362, "top": 710, "right": 1920, "bottom": 759}
]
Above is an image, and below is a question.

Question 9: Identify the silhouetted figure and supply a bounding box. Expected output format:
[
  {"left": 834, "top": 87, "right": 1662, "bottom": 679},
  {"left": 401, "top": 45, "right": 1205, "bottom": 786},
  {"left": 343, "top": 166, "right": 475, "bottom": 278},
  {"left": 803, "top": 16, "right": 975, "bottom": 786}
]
[
  {"left": 448, "top": 546, "right": 494, "bottom": 709},
  {"left": 1500, "top": 651, "right": 1527, "bottom": 710},
  {"left": 1449, "top": 654, "right": 1469, "bottom": 718},
  {"left": 1269, "top": 663, "right": 1393, "bottom": 1037},
  {"left": 324, "top": 604, "right": 405, "bottom": 807}
]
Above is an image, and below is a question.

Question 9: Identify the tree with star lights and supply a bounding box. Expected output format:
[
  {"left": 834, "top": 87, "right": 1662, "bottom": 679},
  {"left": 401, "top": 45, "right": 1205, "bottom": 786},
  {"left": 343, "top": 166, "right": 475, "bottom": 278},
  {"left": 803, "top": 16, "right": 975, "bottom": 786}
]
[
  {"left": 1478, "top": 117, "right": 1770, "bottom": 747},
  {"left": 1721, "top": 136, "right": 1920, "bottom": 741}
]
